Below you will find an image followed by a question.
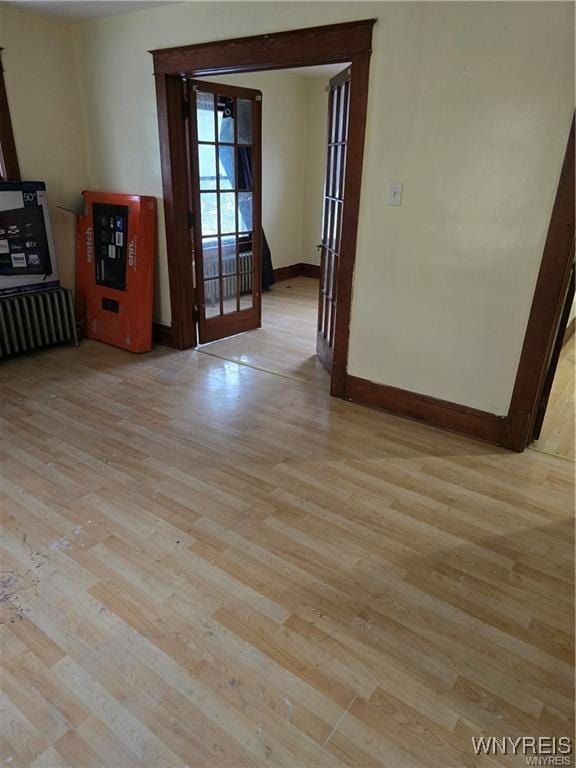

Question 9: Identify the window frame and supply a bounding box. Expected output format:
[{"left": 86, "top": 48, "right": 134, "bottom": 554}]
[{"left": 0, "top": 48, "right": 21, "bottom": 181}]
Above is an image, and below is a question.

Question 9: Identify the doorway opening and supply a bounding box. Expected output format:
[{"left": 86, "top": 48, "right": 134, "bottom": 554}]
[
  {"left": 188, "top": 63, "right": 350, "bottom": 387},
  {"left": 151, "top": 19, "right": 375, "bottom": 397},
  {"left": 504, "top": 116, "right": 574, "bottom": 452},
  {"left": 529, "top": 260, "right": 575, "bottom": 461},
  {"left": 201, "top": 274, "right": 328, "bottom": 387}
]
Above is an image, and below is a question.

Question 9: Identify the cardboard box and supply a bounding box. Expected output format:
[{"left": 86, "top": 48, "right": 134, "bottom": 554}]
[{"left": 0, "top": 181, "right": 60, "bottom": 296}]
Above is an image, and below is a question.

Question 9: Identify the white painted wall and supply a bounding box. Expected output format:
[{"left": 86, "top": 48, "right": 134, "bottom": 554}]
[
  {"left": 301, "top": 76, "right": 329, "bottom": 267},
  {"left": 2, "top": 2, "right": 573, "bottom": 417},
  {"left": 0, "top": 5, "right": 89, "bottom": 291},
  {"left": 347, "top": 2, "right": 574, "bottom": 414}
]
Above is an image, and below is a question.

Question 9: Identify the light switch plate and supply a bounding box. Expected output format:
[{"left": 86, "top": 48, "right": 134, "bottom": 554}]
[{"left": 386, "top": 181, "right": 403, "bottom": 206}]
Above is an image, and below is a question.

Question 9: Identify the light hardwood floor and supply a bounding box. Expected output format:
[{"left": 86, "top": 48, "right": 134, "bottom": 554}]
[
  {"left": 201, "top": 277, "right": 329, "bottom": 387},
  {"left": 0, "top": 279, "right": 574, "bottom": 768},
  {"left": 532, "top": 338, "right": 575, "bottom": 461}
]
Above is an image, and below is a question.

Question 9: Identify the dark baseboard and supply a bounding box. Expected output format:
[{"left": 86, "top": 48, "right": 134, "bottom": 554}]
[
  {"left": 152, "top": 321, "right": 178, "bottom": 348},
  {"left": 345, "top": 375, "right": 506, "bottom": 446},
  {"left": 500, "top": 410, "right": 530, "bottom": 452},
  {"left": 273, "top": 264, "right": 300, "bottom": 282},
  {"left": 273, "top": 262, "right": 321, "bottom": 282},
  {"left": 299, "top": 262, "right": 321, "bottom": 279}
]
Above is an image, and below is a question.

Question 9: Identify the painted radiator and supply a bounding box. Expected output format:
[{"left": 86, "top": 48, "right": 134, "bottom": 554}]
[
  {"left": 204, "top": 250, "right": 253, "bottom": 306},
  {"left": 0, "top": 287, "right": 78, "bottom": 359}
]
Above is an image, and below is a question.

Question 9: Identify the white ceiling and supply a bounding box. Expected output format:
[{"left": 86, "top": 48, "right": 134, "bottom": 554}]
[{"left": 4, "top": 0, "right": 180, "bottom": 22}]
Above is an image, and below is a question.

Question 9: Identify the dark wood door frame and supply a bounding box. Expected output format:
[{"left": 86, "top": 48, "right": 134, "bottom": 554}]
[
  {"left": 503, "top": 115, "right": 575, "bottom": 452},
  {"left": 0, "top": 49, "right": 21, "bottom": 181},
  {"left": 151, "top": 19, "right": 376, "bottom": 396},
  {"left": 531, "top": 254, "right": 574, "bottom": 442}
]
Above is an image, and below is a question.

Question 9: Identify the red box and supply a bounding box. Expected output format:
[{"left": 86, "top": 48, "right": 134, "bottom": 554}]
[{"left": 76, "top": 191, "right": 156, "bottom": 353}]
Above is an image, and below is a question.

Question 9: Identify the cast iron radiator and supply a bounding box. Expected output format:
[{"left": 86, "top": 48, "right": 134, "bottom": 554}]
[
  {"left": 0, "top": 287, "right": 78, "bottom": 359},
  {"left": 204, "top": 249, "right": 253, "bottom": 306}
]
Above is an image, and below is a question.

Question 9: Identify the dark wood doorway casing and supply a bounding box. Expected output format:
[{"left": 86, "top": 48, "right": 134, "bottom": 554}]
[
  {"left": 0, "top": 49, "right": 21, "bottom": 181},
  {"left": 151, "top": 19, "right": 376, "bottom": 396},
  {"left": 530, "top": 253, "right": 574, "bottom": 442},
  {"left": 503, "top": 115, "right": 575, "bottom": 452}
]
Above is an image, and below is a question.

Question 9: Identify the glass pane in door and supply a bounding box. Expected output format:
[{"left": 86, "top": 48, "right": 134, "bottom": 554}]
[
  {"left": 238, "top": 192, "right": 252, "bottom": 232},
  {"left": 239, "top": 250, "right": 253, "bottom": 310},
  {"left": 198, "top": 145, "right": 217, "bottom": 190},
  {"left": 218, "top": 145, "right": 235, "bottom": 189},
  {"left": 200, "top": 193, "right": 218, "bottom": 235},
  {"left": 219, "top": 192, "right": 236, "bottom": 235},
  {"left": 237, "top": 100, "right": 252, "bottom": 145},
  {"left": 204, "top": 278, "right": 220, "bottom": 317},
  {"left": 221, "top": 236, "right": 237, "bottom": 275},
  {"left": 217, "top": 97, "right": 235, "bottom": 143},
  {"left": 197, "top": 93, "right": 215, "bottom": 142},
  {"left": 222, "top": 275, "right": 238, "bottom": 315}
]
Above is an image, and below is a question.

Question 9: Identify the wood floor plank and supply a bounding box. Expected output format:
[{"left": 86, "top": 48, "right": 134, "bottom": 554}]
[
  {"left": 532, "top": 339, "right": 574, "bottom": 460},
  {"left": 0, "top": 278, "right": 573, "bottom": 766},
  {"left": 53, "top": 730, "right": 105, "bottom": 768}
]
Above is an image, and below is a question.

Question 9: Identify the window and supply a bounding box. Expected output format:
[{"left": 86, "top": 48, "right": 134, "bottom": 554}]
[
  {"left": 0, "top": 49, "right": 21, "bottom": 181},
  {"left": 197, "top": 94, "right": 252, "bottom": 237}
]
